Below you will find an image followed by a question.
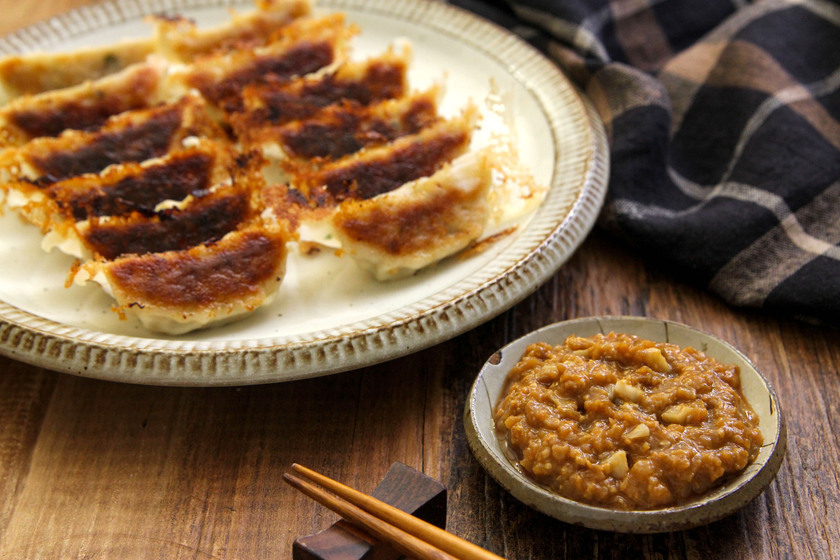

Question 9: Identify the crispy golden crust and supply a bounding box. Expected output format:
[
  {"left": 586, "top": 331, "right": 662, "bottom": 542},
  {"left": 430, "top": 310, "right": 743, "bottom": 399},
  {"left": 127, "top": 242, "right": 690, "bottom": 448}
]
[
  {"left": 75, "top": 145, "right": 263, "bottom": 260},
  {"left": 151, "top": 0, "right": 312, "bottom": 62},
  {"left": 0, "top": 39, "right": 155, "bottom": 102},
  {"left": 179, "top": 13, "right": 354, "bottom": 109},
  {"left": 296, "top": 104, "right": 478, "bottom": 206},
  {"left": 82, "top": 187, "right": 251, "bottom": 260},
  {"left": 0, "top": 58, "right": 168, "bottom": 146},
  {"left": 49, "top": 149, "right": 219, "bottom": 221},
  {"left": 239, "top": 83, "right": 438, "bottom": 164},
  {"left": 14, "top": 146, "right": 220, "bottom": 250},
  {"left": 272, "top": 91, "right": 439, "bottom": 160},
  {"left": 71, "top": 148, "right": 286, "bottom": 334},
  {"left": 0, "top": 0, "right": 313, "bottom": 102},
  {"left": 102, "top": 226, "right": 287, "bottom": 309},
  {"left": 332, "top": 150, "right": 493, "bottom": 280},
  {"left": 0, "top": 94, "right": 223, "bottom": 202},
  {"left": 84, "top": 222, "right": 290, "bottom": 334},
  {"left": 232, "top": 45, "right": 410, "bottom": 139},
  {"left": 15, "top": 138, "right": 257, "bottom": 263}
]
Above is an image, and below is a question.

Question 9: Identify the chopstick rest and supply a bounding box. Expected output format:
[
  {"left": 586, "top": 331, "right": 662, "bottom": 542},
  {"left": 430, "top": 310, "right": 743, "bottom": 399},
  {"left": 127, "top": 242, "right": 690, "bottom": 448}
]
[
  {"left": 286, "top": 463, "right": 506, "bottom": 560},
  {"left": 292, "top": 462, "right": 446, "bottom": 560},
  {"left": 285, "top": 472, "right": 459, "bottom": 560}
]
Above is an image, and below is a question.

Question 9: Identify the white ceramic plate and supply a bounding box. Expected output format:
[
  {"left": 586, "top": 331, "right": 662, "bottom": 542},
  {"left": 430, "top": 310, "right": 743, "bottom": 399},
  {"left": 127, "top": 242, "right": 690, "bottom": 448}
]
[
  {"left": 0, "top": 0, "right": 608, "bottom": 385},
  {"left": 464, "top": 316, "right": 787, "bottom": 533}
]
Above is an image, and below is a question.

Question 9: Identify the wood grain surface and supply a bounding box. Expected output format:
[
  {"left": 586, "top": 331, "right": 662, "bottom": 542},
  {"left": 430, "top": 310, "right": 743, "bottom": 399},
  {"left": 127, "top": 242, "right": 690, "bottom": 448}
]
[{"left": 0, "top": 2, "right": 839, "bottom": 559}]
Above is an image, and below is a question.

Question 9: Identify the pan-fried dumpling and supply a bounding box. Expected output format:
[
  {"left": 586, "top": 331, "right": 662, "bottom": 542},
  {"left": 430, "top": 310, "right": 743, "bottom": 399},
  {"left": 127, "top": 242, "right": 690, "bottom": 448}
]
[
  {"left": 0, "top": 93, "right": 223, "bottom": 213},
  {"left": 151, "top": 0, "right": 312, "bottom": 62},
  {"left": 0, "top": 0, "right": 313, "bottom": 103},
  {"left": 0, "top": 57, "right": 169, "bottom": 147},
  {"left": 76, "top": 221, "right": 290, "bottom": 335},
  {"left": 175, "top": 13, "right": 355, "bottom": 111},
  {"left": 331, "top": 149, "right": 493, "bottom": 280}
]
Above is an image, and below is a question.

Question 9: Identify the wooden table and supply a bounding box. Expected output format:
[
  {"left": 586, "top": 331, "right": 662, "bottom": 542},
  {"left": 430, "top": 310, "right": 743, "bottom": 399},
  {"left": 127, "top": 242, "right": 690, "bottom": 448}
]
[{"left": 1, "top": 2, "right": 839, "bottom": 559}]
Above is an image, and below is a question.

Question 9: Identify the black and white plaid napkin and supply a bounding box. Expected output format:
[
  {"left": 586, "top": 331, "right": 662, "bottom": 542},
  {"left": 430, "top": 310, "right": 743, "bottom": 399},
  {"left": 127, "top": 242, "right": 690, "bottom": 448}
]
[{"left": 452, "top": 0, "right": 840, "bottom": 327}]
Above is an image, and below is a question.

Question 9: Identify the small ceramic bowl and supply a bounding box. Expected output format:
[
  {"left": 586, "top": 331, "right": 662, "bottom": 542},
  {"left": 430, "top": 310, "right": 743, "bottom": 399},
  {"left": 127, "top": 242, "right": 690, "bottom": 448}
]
[{"left": 464, "top": 316, "right": 786, "bottom": 533}]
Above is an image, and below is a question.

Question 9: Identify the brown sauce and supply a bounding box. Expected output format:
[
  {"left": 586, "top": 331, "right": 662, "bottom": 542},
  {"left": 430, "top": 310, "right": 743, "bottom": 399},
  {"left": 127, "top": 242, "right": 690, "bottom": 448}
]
[{"left": 493, "top": 332, "right": 763, "bottom": 510}]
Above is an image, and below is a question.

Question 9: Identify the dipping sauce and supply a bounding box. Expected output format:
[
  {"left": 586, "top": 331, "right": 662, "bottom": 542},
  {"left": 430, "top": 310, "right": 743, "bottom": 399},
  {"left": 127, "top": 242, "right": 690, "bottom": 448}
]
[{"left": 493, "top": 332, "right": 763, "bottom": 510}]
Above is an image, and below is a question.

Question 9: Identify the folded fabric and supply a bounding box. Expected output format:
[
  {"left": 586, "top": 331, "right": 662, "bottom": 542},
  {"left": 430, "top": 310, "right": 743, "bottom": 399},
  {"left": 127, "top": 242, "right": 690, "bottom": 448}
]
[{"left": 452, "top": 0, "right": 840, "bottom": 327}]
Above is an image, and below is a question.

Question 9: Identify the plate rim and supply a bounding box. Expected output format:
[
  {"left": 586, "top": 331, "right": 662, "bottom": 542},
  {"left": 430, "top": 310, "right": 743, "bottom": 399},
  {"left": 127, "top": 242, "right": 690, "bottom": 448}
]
[{"left": 0, "top": 0, "right": 609, "bottom": 385}]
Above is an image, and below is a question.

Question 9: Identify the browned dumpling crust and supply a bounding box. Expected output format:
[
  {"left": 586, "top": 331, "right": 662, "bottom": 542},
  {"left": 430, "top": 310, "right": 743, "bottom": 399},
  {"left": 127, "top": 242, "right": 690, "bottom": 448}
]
[
  {"left": 0, "top": 39, "right": 156, "bottom": 102},
  {"left": 13, "top": 140, "right": 240, "bottom": 258},
  {"left": 0, "top": 0, "right": 314, "bottom": 101},
  {"left": 299, "top": 104, "right": 477, "bottom": 205},
  {"left": 331, "top": 149, "right": 493, "bottom": 280},
  {"left": 0, "top": 58, "right": 169, "bottom": 147},
  {"left": 81, "top": 222, "right": 290, "bottom": 334},
  {"left": 151, "top": 0, "right": 313, "bottom": 62},
  {"left": 231, "top": 44, "right": 411, "bottom": 140},
  {"left": 178, "top": 13, "right": 354, "bottom": 110},
  {"left": 264, "top": 85, "right": 441, "bottom": 161},
  {"left": 0, "top": 93, "right": 222, "bottom": 187}
]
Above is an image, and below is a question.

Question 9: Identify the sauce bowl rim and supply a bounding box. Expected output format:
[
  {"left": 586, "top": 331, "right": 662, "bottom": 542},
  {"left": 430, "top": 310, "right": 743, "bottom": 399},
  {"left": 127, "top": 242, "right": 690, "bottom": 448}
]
[{"left": 463, "top": 315, "right": 787, "bottom": 533}]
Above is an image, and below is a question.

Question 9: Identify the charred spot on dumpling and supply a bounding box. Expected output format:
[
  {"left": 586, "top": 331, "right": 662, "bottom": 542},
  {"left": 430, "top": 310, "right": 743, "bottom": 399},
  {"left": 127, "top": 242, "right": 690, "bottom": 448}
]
[
  {"left": 31, "top": 103, "right": 184, "bottom": 185},
  {"left": 52, "top": 150, "right": 215, "bottom": 220},
  {"left": 234, "top": 51, "right": 408, "bottom": 134},
  {"left": 183, "top": 14, "right": 351, "bottom": 111},
  {"left": 196, "top": 39, "right": 336, "bottom": 109},
  {"left": 299, "top": 106, "right": 477, "bottom": 205},
  {"left": 277, "top": 93, "right": 438, "bottom": 160},
  {"left": 4, "top": 62, "right": 164, "bottom": 140},
  {"left": 104, "top": 229, "right": 286, "bottom": 308},
  {"left": 331, "top": 150, "right": 493, "bottom": 280},
  {"left": 82, "top": 188, "right": 250, "bottom": 260}
]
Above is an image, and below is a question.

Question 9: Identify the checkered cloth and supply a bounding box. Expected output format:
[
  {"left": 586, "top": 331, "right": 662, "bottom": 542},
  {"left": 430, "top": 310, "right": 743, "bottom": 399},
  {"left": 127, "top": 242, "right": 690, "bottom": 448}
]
[{"left": 452, "top": 0, "right": 840, "bottom": 327}]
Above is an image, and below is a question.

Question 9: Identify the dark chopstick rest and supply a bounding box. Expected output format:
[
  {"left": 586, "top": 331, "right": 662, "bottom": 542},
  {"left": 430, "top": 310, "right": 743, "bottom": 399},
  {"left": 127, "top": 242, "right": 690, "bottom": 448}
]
[{"left": 293, "top": 462, "right": 447, "bottom": 560}]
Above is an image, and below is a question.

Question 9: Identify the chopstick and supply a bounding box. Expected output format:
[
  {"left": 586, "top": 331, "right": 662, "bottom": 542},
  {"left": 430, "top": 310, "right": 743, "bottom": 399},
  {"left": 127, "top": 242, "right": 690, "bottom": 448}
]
[
  {"left": 284, "top": 463, "right": 506, "bottom": 560},
  {"left": 284, "top": 472, "right": 457, "bottom": 560}
]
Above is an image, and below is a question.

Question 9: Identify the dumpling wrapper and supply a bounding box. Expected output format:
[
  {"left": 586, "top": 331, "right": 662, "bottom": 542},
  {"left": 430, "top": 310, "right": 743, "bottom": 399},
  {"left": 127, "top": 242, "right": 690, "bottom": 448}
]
[
  {"left": 330, "top": 149, "right": 492, "bottom": 280},
  {"left": 75, "top": 222, "right": 290, "bottom": 335}
]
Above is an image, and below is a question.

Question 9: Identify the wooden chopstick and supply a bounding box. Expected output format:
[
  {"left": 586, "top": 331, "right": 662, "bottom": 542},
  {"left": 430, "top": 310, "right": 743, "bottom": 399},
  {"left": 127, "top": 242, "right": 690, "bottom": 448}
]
[
  {"left": 284, "top": 472, "right": 458, "bottom": 560},
  {"left": 287, "top": 463, "right": 506, "bottom": 560}
]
